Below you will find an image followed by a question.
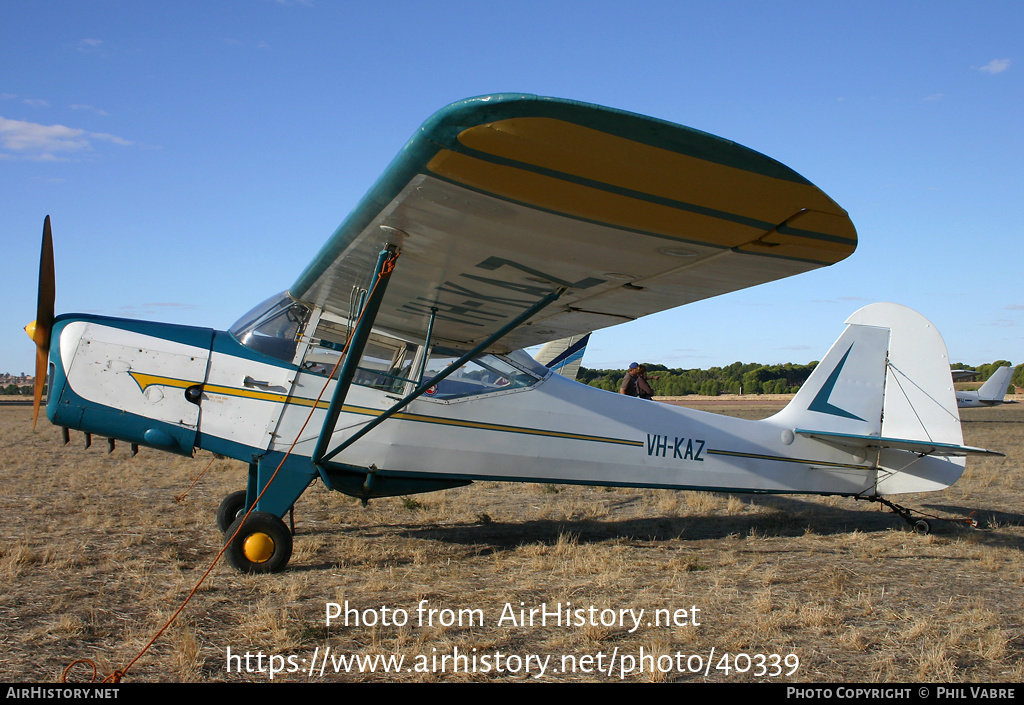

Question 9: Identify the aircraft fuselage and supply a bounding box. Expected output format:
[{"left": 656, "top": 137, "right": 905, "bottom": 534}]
[{"left": 46, "top": 310, "right": 965, "bottom": 523}]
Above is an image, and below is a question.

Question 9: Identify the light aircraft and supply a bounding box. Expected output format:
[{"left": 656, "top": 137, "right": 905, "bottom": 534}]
[
  {"left": 25, "top": 94, "right": 1001, "bottom": 573},
  {"left": 956, "top": 365, "right": 1016, "bottom": 408}
]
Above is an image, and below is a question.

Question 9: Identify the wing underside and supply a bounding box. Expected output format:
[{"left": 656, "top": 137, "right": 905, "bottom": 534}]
[{"left": 291, "top": 94, "right": 857, "bottom": 352}]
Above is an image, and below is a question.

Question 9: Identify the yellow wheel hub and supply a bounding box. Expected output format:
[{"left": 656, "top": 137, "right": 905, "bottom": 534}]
[{"left": 242, "top": 532, "right": 275, "bottom": 563}]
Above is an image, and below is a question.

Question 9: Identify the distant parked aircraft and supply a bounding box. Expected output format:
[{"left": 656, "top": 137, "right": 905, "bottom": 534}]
[{"left": 956, "top": 365, "right": 1015, "bottom": 408}]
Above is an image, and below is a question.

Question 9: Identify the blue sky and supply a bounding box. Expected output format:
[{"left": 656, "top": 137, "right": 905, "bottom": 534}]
[{"left": 3, "top": 1, "right": 1021, "bottom": 375}]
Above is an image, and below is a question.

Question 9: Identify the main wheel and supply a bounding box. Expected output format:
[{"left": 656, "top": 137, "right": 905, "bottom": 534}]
[
  {"left": 216, "top": 490, "right": 248, "bottom": 532},
  {"left": 224, "top": 511, "right": 293, "bottom": 574}
]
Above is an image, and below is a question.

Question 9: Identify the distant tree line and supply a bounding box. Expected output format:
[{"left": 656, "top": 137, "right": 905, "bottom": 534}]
[
  {"left": 578, "top": 361, "right": 817, "bottom": 396},
  {"left": 2, "top": 385, "right": 34, "bottom": 395},
  {"left": 580, "top": 360, "right": 1021, "bottom": 396}
]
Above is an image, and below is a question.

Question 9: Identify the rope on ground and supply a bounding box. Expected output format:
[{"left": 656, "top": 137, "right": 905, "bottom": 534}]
[{"left": 174, "top": 454, "right": 219, "bottom": 503}]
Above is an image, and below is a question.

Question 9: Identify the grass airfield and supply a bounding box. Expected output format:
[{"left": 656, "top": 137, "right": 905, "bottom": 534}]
[{"left": 1, "top": 399, "right": 1022, "bottom": 683}]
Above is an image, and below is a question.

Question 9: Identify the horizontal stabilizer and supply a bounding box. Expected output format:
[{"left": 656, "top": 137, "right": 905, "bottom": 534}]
[{"left": 795, "top": 429, "right": 1004, "bottom": 458}]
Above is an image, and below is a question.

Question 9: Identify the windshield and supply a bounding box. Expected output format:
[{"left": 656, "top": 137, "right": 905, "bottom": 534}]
[{"left": 230, "top": 292, "right": 310, "bottom": 363}]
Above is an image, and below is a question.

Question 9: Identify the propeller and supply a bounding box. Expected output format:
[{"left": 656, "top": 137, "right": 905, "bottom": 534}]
[{"left": 25, "top": 216, "right": 55, "bottom": 429}]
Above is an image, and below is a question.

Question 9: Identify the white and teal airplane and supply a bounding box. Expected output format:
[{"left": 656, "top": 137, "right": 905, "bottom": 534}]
[
  {"left": 26, "top": 95, "right": 1001, "bottom": 573},
  {"left": 956, "top": 365, "right": 1016, "bottom": 408}
]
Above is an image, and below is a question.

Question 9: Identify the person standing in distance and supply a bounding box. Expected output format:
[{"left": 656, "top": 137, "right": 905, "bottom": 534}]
[{"left": 620, "top": 362, "right": 641, "bottom": 396}]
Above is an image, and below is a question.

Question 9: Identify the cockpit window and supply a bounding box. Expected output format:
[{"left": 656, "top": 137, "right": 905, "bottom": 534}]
[
  {"left": 422, "top": 348, "right": 541, "bottom": 399},
  {"left": 354, "top": 337, "right": 418, "bottom": 393},
  {"left": 230, "top": 292, "right": 310, "bottom": 363},
  {"left": 301, "top": 316, "right": 418, "bottom": 394}
]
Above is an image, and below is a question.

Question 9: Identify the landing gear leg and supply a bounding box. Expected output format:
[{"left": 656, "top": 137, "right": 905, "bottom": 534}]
[{"left": 218, "top": 457, "right": 312, "bottom": 573}]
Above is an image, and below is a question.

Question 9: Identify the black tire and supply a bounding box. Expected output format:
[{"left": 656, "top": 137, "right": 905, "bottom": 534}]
[
  {"left": 913, "top": 519, "right": 931, "bottom": 535},
  {"left": 224, "top": 511, "right": 293, "bottom": 574},
  {"left": 217, "top": 490, "right": 248, "bottom": 533}
]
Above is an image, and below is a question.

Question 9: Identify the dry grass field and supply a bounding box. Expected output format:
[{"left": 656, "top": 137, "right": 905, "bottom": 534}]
[{"left": 1, "top": 399, "right": 1022, "bottom": 683}]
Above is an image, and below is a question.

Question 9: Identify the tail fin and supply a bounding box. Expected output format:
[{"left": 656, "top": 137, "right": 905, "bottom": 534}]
[
  {"left": 771, "top": 303, "right": 999, "bottom": 494},
  {"left": 534, "top": 333, "right": 591, "bottom": 380},
  {"left": 977, "top": 365, "right": 1013, "bottom": 401},
  {"left": 771, "top": 310, "right": 891, "bottom": 439}
]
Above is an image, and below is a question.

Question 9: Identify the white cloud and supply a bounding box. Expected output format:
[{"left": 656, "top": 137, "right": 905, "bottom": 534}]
[
  {"left": 70, "top": 104, "right": 110, "bottom": 116},
  {"left": 0, "top": 116, "right": 132, "bottom": 160},
  {"left": 77, "top": 38, "right": 103, "bottom": 51},
  {"left": 90, "top": 131, "right": 133, "bottom": 146},
  {"left": 979, "top": 58, "right": 1010, "bottom": 74},
  {"left": 0, "top": 117, "right": 87, "bottom": 153}
]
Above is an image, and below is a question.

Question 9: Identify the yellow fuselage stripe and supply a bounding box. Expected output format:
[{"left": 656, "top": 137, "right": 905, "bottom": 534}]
[{"left": 130, "top": 372, "right": 641, "bottom": 447}]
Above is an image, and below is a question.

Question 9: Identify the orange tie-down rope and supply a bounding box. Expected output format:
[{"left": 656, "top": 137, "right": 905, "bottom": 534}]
[
  {"left": 63, "top": 251, "right": 400, "bottom": 683},
  {"left": 174, "top": 455, "right": 218, "bottom": 503}
]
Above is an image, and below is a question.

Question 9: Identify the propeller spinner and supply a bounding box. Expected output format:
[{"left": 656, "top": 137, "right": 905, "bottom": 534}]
[{"left": 25, "top": 216, "right": 55, "bottom": 429}]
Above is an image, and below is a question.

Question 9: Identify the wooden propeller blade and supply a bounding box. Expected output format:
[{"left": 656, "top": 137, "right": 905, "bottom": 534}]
[
  {"left": 32, "top": 342, "right": 47, "bottom": 430},
  {"left": 31, "top": 216, "right": 55, "bottom": 430}
]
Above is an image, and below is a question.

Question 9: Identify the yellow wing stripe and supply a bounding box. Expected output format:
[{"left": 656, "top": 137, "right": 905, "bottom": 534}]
[
  {"left": 428, "top": 149, "right": 757, "bottom": 245},
  {"left": 455, "top": 117, "right": 843, "bottom": 221},
  {"left": 426, "top": 119, "right": 854, "bottom": 264}
]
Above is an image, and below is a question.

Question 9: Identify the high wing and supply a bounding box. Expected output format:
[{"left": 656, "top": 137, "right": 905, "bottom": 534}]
[{"left": 290, "top": 94, "right": 856, "bottom": 353}]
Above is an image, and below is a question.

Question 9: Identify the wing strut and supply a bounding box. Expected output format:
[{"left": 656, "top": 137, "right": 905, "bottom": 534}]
[
  {"left": 311, "top": 246, "right": 400, "bottom": 466},
  {"left": 415, "top": 306, "right": 438, "bottom": 384},
  {"left": 316, "top": 287, "right": 565, "bottom": 468}
]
